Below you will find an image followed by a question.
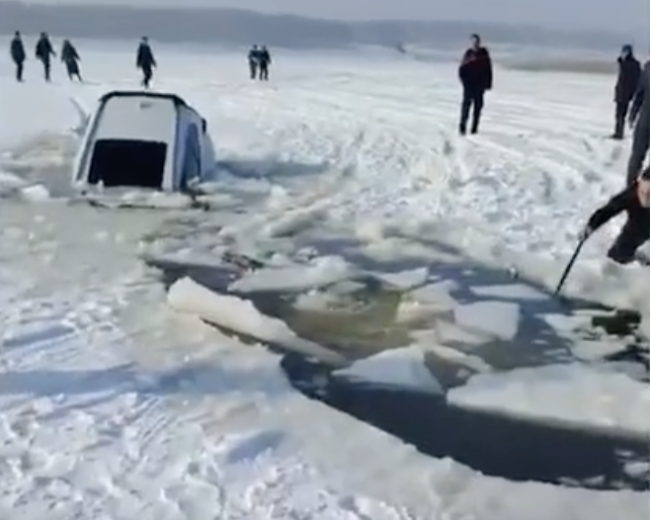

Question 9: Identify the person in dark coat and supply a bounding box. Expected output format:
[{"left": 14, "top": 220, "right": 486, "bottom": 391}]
[
  {"left": 61, "top": 39, "right": 82, "bottom": 81},
  {"left": 258, "top": 46, "right": 271, "bottom": 81},
  {"left": 581, "top": 165, "right": 650, "bottom": 264},
  {"left": 612, "top": 44, "right": 641, "bottom": 140},
  {"left": 10, "top": 31, "right": 26, "bottom": 82},
  {"left": 136, "top": 37, "right": 156, "bottom": 88},
  {"left": 248, "top": 45, "right": 259, "bottom": 80},
  {"left": 35, "top": 32, "right": 55, "bottom": 82},
  {"left": 627, "top": 60, "right": 650, "bottom": 185},
  {"left": 458, "top": 33, "right": 493, "bottom": 135}
]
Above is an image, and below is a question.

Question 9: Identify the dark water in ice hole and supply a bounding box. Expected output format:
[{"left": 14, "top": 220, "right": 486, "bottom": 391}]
[{"left": 147, "top": 256, "right": 649, "bottom": 492}]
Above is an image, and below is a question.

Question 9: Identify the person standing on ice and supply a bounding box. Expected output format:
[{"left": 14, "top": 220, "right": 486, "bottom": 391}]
[
  {"left": 10, "top": 31, "right": 26, "bottom": 82},
  {"left": 258, "top": 46, "right": 271, "bottom": 81},
  {"left": 61, "top": 39, "right": 82, "bottom": 82},
  {"left": 580, "top": 166, "right": 650, "bottom": 264},
  {"left": 458, "top": 33, "right": 493, "bottom": 135},
  {"left": 627, "top": 58, "right": 650, "bottom": 185},
  {"left": 136, "top": 37, "right": 156, "bottom": 89},
  {"left": 612, "top": 44, "right": 641, "bottom": 140},
  {"left": 35, "top": 32, "right": 55, "bottom": 82},
  {"left": 248, "top": 45, "right": 259, "bottom": 79}
]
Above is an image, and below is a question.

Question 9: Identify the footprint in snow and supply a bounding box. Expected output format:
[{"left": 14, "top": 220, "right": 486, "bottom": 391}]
[
  {"left": 338, "top": 495, "right": 407, "bottom": 520},
  {"left": 219, "top": 429, "right": 285, "bottom": 465}
]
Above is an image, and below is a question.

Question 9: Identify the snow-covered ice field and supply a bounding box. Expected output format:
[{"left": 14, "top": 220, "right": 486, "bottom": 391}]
[{"left": 1, "top": 39, "right": 649, "bottom": 519}]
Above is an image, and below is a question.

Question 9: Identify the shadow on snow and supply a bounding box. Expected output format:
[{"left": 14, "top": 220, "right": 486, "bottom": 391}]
[{"left": 218, "top": 157, "right": 330, "bottom": 181}]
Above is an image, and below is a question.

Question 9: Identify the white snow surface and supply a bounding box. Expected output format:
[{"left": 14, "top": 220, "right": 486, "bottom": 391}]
[{"left": 1, "top": 40, "right": 649, "bottom": 519}]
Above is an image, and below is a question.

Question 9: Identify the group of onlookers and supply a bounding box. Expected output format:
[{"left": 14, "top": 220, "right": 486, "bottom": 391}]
[
  {"left": 9, "top": 32, "right": 158, "bottom": 88},
  {"left": 456, "top": 35, "right": 650, "bottom": 188},
  {"left": 9, "top": 33, "right": 277, "bottom": 88},
  {"left": 10, "top": 31, "right": 82, "bottom": 82},
  {"left": 246, "top": 45, "right": 272, "bottom": 81}
]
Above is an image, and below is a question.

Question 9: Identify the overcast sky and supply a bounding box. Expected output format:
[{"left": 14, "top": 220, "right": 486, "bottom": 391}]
[{"left": 10, "top": 0, "right": 650, "bottom": 34}]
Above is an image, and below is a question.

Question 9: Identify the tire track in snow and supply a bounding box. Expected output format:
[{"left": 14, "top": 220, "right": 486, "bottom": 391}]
[
  {"left": 244, "top": 74, "right": 598, "bottom": 236},
  {"left": 432, "top": 133, "right": 596, "bottom": 255},
  {"left": 187, "top": 73, "right": 470, "bottom": 230},
  {"left": 260, "top": 86, "right": 460, "bottom": 223},
  {"left": 275, "top": 76, "right": 612, "bottom": 232},
  {"left": 239, "top": 82, "right": 446, "bottom": 227}
]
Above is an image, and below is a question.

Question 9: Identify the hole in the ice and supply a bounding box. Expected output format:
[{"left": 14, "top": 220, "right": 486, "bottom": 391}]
[
  {"left": 283, "top": 354, "right": 649, "bottom": 492},
  {"left": 147, "top": 245, "right": 649, "bottom": 493}
]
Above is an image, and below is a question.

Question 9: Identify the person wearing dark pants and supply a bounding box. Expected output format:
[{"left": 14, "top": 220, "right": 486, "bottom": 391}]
[
  {"left": 581, "top": 166, "right": 650, "bottom": 264},
  {"left": 61, "top": 39, "right": 82, "bottom": 82},
  {"left": 612, "top": 45, "right": 641, "bottom": 140},
  {"left": 258, "top": 46, "right": 271, "bottom": 81},
  {"left": 10, "top": 31, "right": 25, "bottom": 82},
  {"left": 136, "top": 36, "right": 156, "bottom": 89},
  {"left": 460, "top": 89, "right": 485, "bottom": 134},
  {"left": 458, "top": 34, "right": 493, "bottom": 135},
  {"left": 248, "top": 45, "right": 259, "bottom": 79},
  {"left": 35, "top": 32, "right": 55, "bottom": 82}
]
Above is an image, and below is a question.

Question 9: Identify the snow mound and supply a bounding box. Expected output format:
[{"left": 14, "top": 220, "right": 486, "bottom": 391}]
[
  {"left": 20, "top": 184, "right": 50, "bottom": 201},
  {"left": 447, "top": 363, "right": 650, "bottom": 438},
  {"left": 0, "top": 171, "right": 26, "bottom": 195},
  {"left": 81, "top": 189, "right": 196, "bottom": 209},
  {"left": 167, "top": 276, "right": 345, "bottom": 366},
  {"left": 333, "top": 345, "right": 443, "bottom": 394}
]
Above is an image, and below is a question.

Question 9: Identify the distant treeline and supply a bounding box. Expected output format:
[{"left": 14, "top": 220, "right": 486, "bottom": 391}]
[{"left": 0, "top": 2, "right": 627, "bottom": 50}]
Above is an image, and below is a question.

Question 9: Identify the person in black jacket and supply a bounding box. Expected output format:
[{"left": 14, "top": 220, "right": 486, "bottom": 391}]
[
  {"left": 581, "top": 166, "right": 650, "bottom": 264},
  {"left": 627, "top": 59, "right": 650, "bottom": 185},
  {"left": 612, "top": 45, "right": 641, "bottom": 140},
  {"left": 258, "top": 46, "right": 271, "bottom": 81},
  {"left": 35, "top": 32, "right": 55, "bottom": 82},
  {"left": 136, "top": 37, "right": 156, "bottom": 88},
  {"left": 458, "top": 33, "right": 493, "bottom": 135},
  {"left": 61, "top": 39, "right": 82, "bottom": 81},
  {"left": 10, "top": 31, "right": 26, "bottom": 82},
  {"left": 247, "top": 45, "right": 259, "bottom": 79}
]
